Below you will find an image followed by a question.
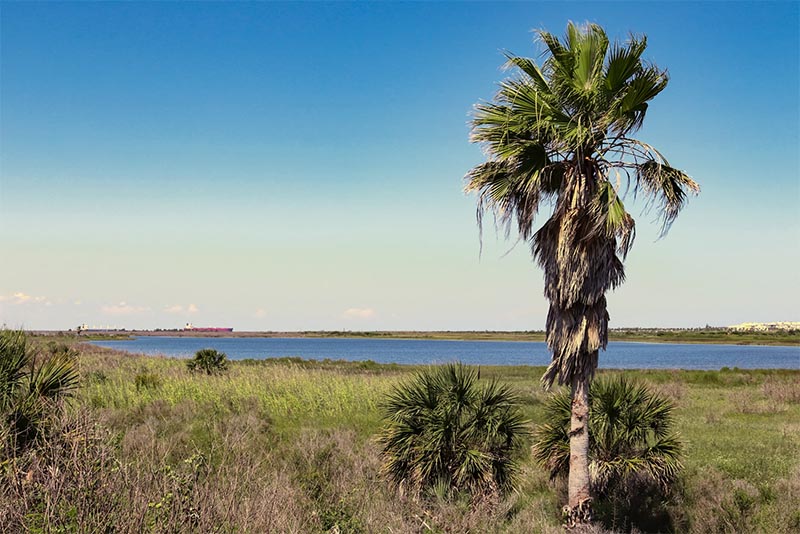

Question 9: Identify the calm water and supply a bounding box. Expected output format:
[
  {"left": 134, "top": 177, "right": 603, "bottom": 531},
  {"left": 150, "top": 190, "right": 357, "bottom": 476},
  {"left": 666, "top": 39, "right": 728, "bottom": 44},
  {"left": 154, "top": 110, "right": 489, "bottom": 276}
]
[{"left": 89, "top": 336, "right": 800, "bottom": 370}]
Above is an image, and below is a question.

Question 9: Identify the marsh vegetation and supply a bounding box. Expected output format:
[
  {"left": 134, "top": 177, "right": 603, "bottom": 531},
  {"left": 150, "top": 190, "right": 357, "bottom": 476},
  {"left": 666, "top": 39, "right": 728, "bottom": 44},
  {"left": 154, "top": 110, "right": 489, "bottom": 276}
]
[{"left": 1, "top": 336, "right": 798, "bottom": 533}]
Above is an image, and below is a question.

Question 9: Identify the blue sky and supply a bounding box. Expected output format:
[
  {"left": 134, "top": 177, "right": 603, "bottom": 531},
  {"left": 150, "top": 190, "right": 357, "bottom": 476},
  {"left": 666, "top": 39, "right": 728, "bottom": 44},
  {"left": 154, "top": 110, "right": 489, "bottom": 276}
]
[{"left": 1, "top": 1, "right": 798, "bottom": 330}]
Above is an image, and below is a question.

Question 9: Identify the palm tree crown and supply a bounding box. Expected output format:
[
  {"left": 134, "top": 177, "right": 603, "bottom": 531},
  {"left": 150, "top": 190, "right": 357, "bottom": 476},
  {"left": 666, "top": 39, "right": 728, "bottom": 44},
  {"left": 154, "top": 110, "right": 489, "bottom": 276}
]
[{"left": 466, "top": 22, "right": 698, "bottom": 387}]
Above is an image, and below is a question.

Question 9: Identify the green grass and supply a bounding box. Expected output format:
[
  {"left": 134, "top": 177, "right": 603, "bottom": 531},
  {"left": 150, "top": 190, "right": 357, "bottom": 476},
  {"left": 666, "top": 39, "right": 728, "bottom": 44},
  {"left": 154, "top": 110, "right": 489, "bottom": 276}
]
[
  {"left": 4, "top": 340, "right": 799, "bottom": 533},
  {"left": 80, "top": 351, "right": 397, "bottom": 437}
]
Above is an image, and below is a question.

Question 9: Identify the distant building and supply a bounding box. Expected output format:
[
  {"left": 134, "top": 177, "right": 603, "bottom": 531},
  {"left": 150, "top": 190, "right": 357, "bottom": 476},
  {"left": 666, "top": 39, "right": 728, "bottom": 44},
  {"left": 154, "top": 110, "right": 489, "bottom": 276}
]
[
  {"left": 728, "top": 322, "right": 800, "bottom": 332},
  {"left": 184, "top": 322, "right": 233, "bottom": 332}
]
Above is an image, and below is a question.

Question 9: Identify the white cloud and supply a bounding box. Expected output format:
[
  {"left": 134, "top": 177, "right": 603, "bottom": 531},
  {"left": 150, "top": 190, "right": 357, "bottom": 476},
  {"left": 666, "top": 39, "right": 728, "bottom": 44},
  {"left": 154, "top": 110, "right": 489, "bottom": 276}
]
[
  {"left": 12, "top": 292, "right": 32, "bottom": 304},
  {"left": 0, "top": 292, "right": 48, "bottom": 305},
  {"left": 342, "top": 307, "right": 375, "bottom": 319},
  {"left": 102, "top": 302, "right": 150, "bottom": 315},
  {"left": 254, "top": 308, "right": 267, "bottom": 318},
  {"left": 164, "top": 303, "right": 199, "bottom": 315}
]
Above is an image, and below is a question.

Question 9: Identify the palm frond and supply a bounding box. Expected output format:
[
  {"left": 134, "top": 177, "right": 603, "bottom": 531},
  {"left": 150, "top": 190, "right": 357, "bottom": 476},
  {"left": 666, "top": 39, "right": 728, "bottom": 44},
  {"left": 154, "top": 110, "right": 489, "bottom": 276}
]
[
  {"left": 28, "top": 352, "right": 79, "bottom": 400},
  {"left": 572, "top": 24, "right": 609, "bottom": 93},
  {"left": 597, "top": 180, "right": 636, "bottom": 257},
  {"left": 641, "top": 434, "right": 683, "bottom": 489},
  {"left": 531, "top": 387, "right": 572, "bottom": 479},
  {"left": 636, "top": 160, "right": 700, "bottom": 235},
  {"left": 503, "top": 53, "right": 551, "bottom": 94},
  {"left": 378, "top": 363, "right": 528, "bottom": 497},
  {"left": 536, "top": 27, "right": 575, "bottom": 80},
  {"left": 2, "top": 330, "right": 81, "bottom": 456},
  {"left": 604, "top": 34, "right": 647, "bottom": 93},
  {"left": 533, "top": 377, "right": 683, "bottom": 494},
  {"left": 0, "top": 330, "right": 29, "bottom": 411},
  {"left": 612, "top": 66, "right": 668, "bottom": 134}
]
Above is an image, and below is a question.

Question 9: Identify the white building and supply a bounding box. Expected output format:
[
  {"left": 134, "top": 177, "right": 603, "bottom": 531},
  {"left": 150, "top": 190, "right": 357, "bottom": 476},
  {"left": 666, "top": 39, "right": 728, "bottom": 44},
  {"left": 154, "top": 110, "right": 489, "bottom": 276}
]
[{"left": 728, "top": 322, "right": 800, "bottom": 332}]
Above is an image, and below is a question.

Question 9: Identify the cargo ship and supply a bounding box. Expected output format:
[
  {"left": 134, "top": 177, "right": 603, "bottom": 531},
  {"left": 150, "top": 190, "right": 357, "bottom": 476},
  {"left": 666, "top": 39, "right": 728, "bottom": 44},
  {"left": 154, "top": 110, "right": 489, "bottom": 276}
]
[{"left": 184, "top": 323, "right": 233, "bottom": 333}]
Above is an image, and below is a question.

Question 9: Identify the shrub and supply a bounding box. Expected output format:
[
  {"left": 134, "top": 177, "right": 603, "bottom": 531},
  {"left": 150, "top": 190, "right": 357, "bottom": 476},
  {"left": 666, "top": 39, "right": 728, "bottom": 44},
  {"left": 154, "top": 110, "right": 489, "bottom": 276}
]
[
  {"left": 685, "top": 468, "right": 762, "bottom": 533},
  {"left": 1, "top": 330, "right": 80, "bottom": 456},
  {"left": 45, "top": 341, "right": 79, "bottom": 360},
  {"left": 533, "top": 376, "right": 683, "bottom": 531},
  {"left": 187, "top": 349, "right": 230, "bottom": 375},
  {"left": 378, "top": 363, "right": 528, "bottom": 499}
]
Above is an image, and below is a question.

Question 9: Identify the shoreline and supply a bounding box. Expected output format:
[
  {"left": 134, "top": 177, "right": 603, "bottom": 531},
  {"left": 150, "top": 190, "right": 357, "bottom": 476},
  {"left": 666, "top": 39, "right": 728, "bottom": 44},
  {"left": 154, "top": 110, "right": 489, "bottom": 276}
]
[{"left": 44, "top": 329, "right": 800, "bottom": 347}]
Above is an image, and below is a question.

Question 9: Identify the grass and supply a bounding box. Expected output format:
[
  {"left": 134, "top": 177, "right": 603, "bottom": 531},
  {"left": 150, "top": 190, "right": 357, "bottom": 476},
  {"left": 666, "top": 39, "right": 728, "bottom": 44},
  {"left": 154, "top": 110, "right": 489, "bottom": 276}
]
[{"left": 2, "top": 339, "right": 799, "bottom": 533}]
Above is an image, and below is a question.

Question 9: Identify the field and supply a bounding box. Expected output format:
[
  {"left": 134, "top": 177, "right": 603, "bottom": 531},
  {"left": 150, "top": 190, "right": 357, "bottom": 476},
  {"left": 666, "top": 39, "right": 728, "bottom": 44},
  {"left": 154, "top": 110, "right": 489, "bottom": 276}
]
[{"left": 2, "top": 340, "right": 799, "bottom": 533}]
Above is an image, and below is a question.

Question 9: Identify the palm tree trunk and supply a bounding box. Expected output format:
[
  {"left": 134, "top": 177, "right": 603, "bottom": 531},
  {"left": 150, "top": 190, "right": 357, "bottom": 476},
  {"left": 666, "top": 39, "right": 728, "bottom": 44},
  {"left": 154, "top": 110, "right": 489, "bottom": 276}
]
[{"left": 565, "top": 364, "right": 593, "bottom": 526}]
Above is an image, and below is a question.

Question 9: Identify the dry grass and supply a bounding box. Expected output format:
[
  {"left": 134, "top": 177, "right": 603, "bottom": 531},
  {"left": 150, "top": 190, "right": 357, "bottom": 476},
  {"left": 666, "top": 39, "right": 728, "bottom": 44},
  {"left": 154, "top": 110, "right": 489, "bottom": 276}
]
[
  {"left": 679, "top": 465, "right": 800, "bottom": 534},
  {"left": 649, "top": 380, "right": 687, "bottom": 405},
  {"left": 728, "top": 389, "right": 778, "bottom": 415},
  {"left": 0, "top": 409, "right": 313, "bottom": 533},
  {"left": 2, "top": 342, "right": 799, "bottom": 533},
  {"left": 762, "top": 376, "right": 800, "bottom": 405}
]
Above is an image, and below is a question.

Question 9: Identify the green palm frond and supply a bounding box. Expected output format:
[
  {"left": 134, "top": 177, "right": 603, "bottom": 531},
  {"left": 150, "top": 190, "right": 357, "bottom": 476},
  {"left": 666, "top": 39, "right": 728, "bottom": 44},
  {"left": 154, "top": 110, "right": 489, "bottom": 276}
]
[
  {"left": 503, "top": 53, "right": 551, "bottom": 93},
  {"left": 28, "top": 351, "right": 80, "bottom": 400},
  {"left": 596, "top": 180, "right": 636, "bottom": 257},
  {"left": 641, "top": 434, "right": 683, "bottom": 489},
  {"left": 379, "top": 363, "right": 528, "bottom": 498},
  {"left": 0, "top": 330, "right": 28, "bottom": 411},
  {"left": 537, "top": 28, "right": 574, "bottom": 78},
  {"left": 570, "top": 24, "right": 609, "bottom": 93},
  {"left": 532, "top": 376, "right": 683, "bottom": 494},
  {"left": 187, "top": 348, "right": 230, "bottom": 374},
  {"left": 604, "top": 34, "right": 647, "bottom": 94},
  {"left": 1, "top": 330, "right": 80, "bottom": 456}
]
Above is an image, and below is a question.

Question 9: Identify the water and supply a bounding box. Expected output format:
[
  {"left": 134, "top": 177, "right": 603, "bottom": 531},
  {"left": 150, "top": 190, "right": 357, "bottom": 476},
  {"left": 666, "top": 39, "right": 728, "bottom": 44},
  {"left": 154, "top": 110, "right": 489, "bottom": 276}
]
[{"left": 88, "top": 336, "right": 800, "bottom": 370}]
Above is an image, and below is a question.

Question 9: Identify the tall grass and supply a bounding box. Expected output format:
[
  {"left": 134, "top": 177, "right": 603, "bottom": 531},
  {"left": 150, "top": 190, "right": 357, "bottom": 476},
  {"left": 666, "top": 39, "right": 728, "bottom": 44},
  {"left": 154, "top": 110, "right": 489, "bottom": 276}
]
[
  {"left": 79, "top": 348, "right": 396, "bottom": 434},
  {"left": 2, "top": 340, "right": 798, "bottom": 533}
]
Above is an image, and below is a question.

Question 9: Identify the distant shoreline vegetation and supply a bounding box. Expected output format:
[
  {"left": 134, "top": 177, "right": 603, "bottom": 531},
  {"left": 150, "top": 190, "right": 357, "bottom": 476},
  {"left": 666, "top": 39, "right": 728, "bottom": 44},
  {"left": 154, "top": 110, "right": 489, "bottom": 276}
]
[{"left": 30, "top": 328, "right": 800, "bottom": 346}]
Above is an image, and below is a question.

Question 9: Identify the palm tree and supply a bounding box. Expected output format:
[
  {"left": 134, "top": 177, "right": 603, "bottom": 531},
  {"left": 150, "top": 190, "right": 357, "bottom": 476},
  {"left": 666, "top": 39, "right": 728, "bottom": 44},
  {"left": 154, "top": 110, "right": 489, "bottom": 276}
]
[
  {"left": 187, "top": 348, "right": 230, "bottom": 375},
  {"left": 465, "top": 22, "right": 698, "bottom": 524},
  {"left": 533, "top": 376, "right": 682, "bottom": 530},
  {"left": 378, "top": 363, "right": 527, "bottom": 499}
]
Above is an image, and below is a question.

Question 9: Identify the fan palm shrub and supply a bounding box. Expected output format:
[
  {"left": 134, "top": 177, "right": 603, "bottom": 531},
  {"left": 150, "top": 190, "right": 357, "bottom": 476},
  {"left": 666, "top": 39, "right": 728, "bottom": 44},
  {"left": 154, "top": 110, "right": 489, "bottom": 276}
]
[
  {"left": 1, "top": 330, "right": 80, "bottom": 456},
  {"left": 187, "top": 348, "right": 230, "bottom": 375},
  {"left": 378, "top": 363, "right": 527, "bottom": 499},
  {"left": 465, "top": 21, "right": 698, "bottom": 523},
  {"left": 533, "top": 376, "right": 683, "bottom": 530}
]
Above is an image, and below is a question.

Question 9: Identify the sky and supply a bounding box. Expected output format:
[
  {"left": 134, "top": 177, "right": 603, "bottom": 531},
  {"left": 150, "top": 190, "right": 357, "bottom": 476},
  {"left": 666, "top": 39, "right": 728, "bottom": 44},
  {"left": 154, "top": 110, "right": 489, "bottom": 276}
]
[{"left": 1, "top": 1, "right": 798, "bottom": 331}]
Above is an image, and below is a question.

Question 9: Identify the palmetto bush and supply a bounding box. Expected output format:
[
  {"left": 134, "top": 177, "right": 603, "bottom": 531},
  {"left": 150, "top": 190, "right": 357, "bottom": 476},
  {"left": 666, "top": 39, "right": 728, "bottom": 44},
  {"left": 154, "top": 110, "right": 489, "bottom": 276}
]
[
  {"left": 378, "top": 363, "right": 528, "bottom": 499},
  {"left": 187, "top": 348, "right": 230, "bottom": 375},
  {"left": 1, "top": 330, "right": 80, "bottom": 457},
  {"left": 533, "top": 376, "right": 683, "bottom": 530}
]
